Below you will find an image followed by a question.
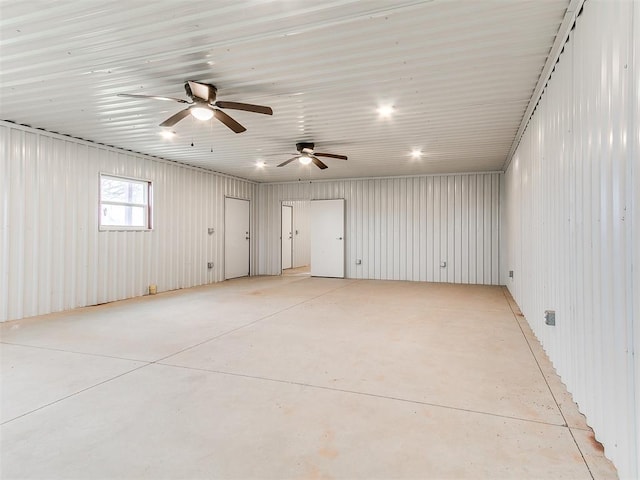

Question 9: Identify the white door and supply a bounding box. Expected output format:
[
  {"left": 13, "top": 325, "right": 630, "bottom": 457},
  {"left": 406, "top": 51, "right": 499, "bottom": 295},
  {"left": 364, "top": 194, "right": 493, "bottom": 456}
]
[
  {"left": 225, "top": 197, "right": 250, "bottom": 279},
  {"left": 281, "top": 205, "right": 293, "bottom": 270},
  {"left": 310, "top": 199, "right": 344, "bottom": 278}
]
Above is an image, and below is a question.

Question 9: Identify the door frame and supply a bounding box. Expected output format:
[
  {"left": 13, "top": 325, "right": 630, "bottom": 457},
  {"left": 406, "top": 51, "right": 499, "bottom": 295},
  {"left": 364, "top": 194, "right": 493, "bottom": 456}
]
[
  {"left": 224, "top": 196, "right": 251, "bottom": 279},
  {"left": 281, "top": 203, "right": 293, "bottom": 273}
]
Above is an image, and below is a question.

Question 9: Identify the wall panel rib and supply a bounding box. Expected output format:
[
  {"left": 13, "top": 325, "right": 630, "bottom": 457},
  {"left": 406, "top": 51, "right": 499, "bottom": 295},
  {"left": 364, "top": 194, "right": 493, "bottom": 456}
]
[
  {"left": 504, "top": 1, "right": 638, "bottom": 477},
  {"left": 255, "top": 173, "right": 501, "bottom": 284},
  {"left": 0, "top": 121, "right": 254, "bottom": 323}
]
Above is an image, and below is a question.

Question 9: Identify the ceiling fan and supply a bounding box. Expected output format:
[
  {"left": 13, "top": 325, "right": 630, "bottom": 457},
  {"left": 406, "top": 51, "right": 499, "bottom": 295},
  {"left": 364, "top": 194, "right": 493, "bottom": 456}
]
[
  {"left": 118, "top": 81, "right": 273, "bottom": 133},
  {"left": 277, "top": 142, "right": 348, "bottom": 170}
]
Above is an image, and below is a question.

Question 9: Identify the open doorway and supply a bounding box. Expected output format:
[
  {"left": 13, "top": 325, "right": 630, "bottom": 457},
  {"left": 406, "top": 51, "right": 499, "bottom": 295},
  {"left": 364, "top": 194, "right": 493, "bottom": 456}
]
[
  {"left": 281, "top": 201, "right": 310, "bottom": 276},
  {"left": 281, "top": 204, "right": 293, "bottom": 270}
]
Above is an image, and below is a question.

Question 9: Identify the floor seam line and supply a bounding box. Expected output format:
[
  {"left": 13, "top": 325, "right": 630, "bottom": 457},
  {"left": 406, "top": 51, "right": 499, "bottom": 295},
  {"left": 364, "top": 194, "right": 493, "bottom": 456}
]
[
  {"left": 156, "top": 361, "right": 570, "bottom": 429},
  {"left": 0, "top": 362, "right": 153, "bottom": 426},
  {"left": 152, "top": 280, "right": 362, "bottom": 364},
  {"left": 0, "top": 341, "right": 146, "bottom": 363},
  {"left": 501, "top": 287, "right": 595, "bottom": 480}
]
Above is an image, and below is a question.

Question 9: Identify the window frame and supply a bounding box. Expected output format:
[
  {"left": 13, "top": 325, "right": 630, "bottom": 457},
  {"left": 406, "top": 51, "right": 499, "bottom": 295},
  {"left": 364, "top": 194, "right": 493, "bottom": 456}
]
[{"left": 98, "top": 173, "right": 153, "bottom": 231}]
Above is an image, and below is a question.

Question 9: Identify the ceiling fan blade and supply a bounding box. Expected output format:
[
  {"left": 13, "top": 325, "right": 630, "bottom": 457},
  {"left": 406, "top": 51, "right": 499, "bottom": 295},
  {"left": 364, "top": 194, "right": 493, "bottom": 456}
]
[
  {"left": 214, "top": 109, "right": 246, "bottom": 133},
  {"left": 159, "top": 108, "right": 192, "bottom": 127},
  {"left": 277, "top": 156, "right": 300, "bottom": 167},
  {"left": 188, "top": 81, "right": 214, "bottom": 102},
  {"left": 261, "top": 152, "right": 299, "bottom": 157},
  {"left": 314, "top": 152, "right": 348, "bottom": 160},
  {"left": 310, "top": 155, "right": 328, "bottom": 170},
  {"left": 118, "top": 93, "right": 190, "bottom": 104},
  {"left": 215, "top": 101, "right": 273, "bottom": 115}
]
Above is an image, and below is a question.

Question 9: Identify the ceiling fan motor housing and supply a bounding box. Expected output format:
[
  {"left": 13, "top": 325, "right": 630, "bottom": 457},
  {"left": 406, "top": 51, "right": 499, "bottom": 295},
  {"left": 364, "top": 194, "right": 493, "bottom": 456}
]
[
  {"left": 185, "top": 81, "right": 216, "bottom": 103},
  {"left": 296, "top": 142, "right": 314, "bottom": 153}
]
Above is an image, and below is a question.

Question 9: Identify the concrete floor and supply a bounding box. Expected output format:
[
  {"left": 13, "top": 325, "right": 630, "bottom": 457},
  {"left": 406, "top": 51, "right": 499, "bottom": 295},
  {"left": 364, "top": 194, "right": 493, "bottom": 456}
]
[
  {"left": 0, "top": 276, "right": 618, "bottom": 479},
  {"left": 282, "top": 265, "right": 311, "bottom": 276}
]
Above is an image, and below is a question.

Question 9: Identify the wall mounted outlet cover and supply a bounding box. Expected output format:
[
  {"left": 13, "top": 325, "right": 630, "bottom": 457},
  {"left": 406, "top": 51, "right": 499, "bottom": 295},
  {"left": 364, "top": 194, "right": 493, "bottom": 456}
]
[
  {"left": 544, "top": 310, "right": 556, "bottom": 326},
  {"left": 440, "top": 261, "right": 447, "bottom": 268}
]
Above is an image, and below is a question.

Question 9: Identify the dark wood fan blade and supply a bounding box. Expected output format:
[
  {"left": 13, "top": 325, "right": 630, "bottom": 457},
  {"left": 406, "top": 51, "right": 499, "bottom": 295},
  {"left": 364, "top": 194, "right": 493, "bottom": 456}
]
[
  {"left": 277, "top": 156, "right": 300, "bottom": 167},
  {"left": 262, "top": 152, "right": 298, "bottom": 157},
  {"left": 311, "top": 155, "right": 328, "bottom": 170},
  {"left": 314, "top": 152, "right": 348, "bottom": 160},
  {"left": 188, "top": 81, "right": 213, "bottom": 101},
  {"left": 159, "top": 108, "right": 191, "bottom": 127},
  {"left": 214, "top": 109, "right": 246, "bottom": 133},
  {"left": 118, "top": 93, "right": 190, "bottom": 104},
  {"left": 215, "top": 101, "right": 273, "bottom": 115}
]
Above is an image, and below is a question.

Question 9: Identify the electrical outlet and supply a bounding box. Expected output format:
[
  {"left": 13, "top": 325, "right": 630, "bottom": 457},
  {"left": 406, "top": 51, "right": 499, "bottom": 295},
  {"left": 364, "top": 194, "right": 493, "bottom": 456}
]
[
  {"left": 356, "top": 259, "right": 362, "bottom": 265},
  {"left": 544, "top": 310, "right": 555, "bottom": 326},
  {"left": 509, "top": 270, "right": 514, "bottom": 278},
  {"left": 440, "top": 261, "right": 447, "bottom": 268},
  {"left": 207, "top": 262, "right": 214, "bottom": 269}
]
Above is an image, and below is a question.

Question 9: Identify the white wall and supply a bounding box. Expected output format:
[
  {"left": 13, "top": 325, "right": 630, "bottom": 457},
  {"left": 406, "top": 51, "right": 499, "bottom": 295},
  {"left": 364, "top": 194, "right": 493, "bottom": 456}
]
[
  {"left": 0, "top": 121, "right": 255, "bottom": 323},
  {"left": 633, "top": 1, "right": 640, "bottom": 476},
  {"left": 504, "top": 1, "right": 638, "bottom": 477},
  {"left": 256, "top": 173, "right": 501, "bottom": 284},
  {"left": 282, "top": 200, "right": 310, "bottom": 268}
]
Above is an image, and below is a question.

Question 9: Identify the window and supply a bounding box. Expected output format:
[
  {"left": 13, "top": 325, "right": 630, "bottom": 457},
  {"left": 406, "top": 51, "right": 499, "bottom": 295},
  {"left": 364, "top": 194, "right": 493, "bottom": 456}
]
[{"left": 99, "top": 174, "right": 152, "bottom": 230}]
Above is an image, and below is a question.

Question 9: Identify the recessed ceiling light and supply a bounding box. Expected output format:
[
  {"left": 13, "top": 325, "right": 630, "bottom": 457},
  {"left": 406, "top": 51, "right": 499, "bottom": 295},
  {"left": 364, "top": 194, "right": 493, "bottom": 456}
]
[
  {"left": 159, "top": 130, "right": 176, "bottom": 139},
  {"left": 411, "top": 149, "right": 423, "bottom": 159},
  {"left": 190, "top": 106, "right": 214, "bottom": 121},
  {"left": 299, "top": 155, "right": 312, "bottom": 165},
  {"left": 377, "top": 105, "right": 394, "bottom": 118},
  {"left": 256, "top": 160, "right": 266, "bottom": 168}
]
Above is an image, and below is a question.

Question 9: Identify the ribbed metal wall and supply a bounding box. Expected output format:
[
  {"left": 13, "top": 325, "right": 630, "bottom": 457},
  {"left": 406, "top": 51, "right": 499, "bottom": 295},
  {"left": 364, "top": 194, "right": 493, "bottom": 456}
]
[
  {"left": 282, "top": 200, "right": 310, "bottom": 269},
  {"left": 633, "top": 2, "right": 640, "bottom": 478},
  {"left": 256, "top": 173, "right": 501, "bottom": 284},
  {"left": 0, "top": 121, "right": 254, "bottom": 323},
  {"left": 504, "top": 1, "right": 638, "bottom": 477}
]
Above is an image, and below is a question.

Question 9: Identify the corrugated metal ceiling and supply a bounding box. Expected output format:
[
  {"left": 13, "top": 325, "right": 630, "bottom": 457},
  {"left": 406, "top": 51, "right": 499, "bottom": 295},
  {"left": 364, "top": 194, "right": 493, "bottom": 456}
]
[{"left": 0, "top": 0, "right": 569, "bottom": 182}]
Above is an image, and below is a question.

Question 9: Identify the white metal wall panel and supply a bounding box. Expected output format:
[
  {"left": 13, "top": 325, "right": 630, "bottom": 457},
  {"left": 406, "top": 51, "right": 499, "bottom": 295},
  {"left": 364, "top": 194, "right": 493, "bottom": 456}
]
[
  {"left": 633, "top": 2, "right": 640, "bottom": 478},
  {"left": 0, "top": 121, "right": 254, "bottom": 323},
  {"left": 255, "top": 173, "right": 501, "bottom": 285},
  {"left": 504, "top": 1, "right": 638, "bottom": 477},
  {"left": 282, "top": 200, "right": 310, "bottom": 268}
]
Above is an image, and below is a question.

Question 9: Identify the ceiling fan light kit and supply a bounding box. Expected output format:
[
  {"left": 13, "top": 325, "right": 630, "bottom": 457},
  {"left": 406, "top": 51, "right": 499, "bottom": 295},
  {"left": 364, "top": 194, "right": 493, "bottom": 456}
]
[{"left": 190, "top": 106, "right": 214, "bottom": 121}]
